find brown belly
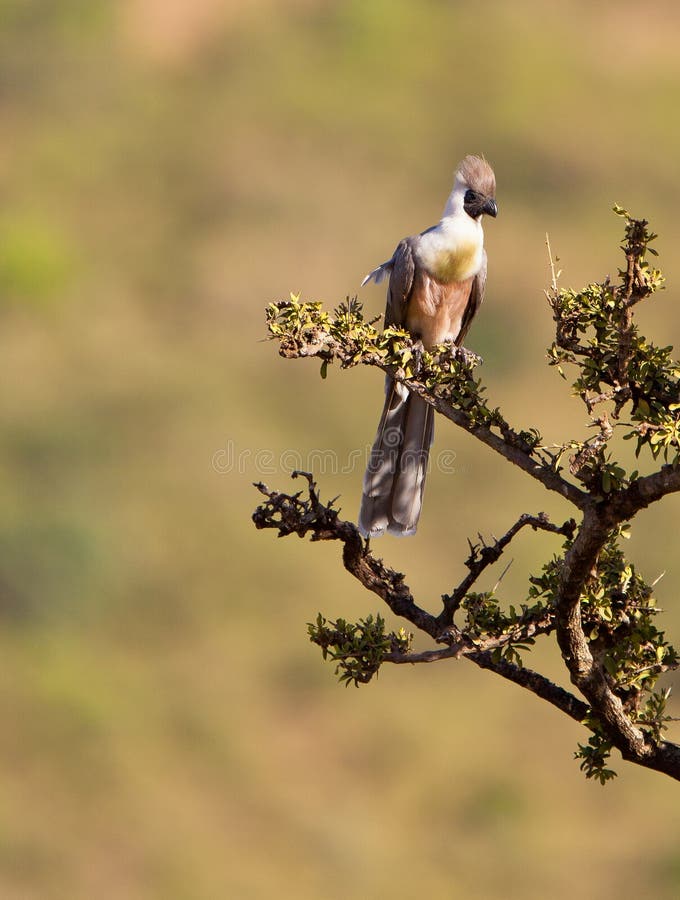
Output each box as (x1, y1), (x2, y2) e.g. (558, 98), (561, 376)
(405, 270), (473, 349)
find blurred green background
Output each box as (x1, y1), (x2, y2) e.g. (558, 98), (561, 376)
(2, 0), (680, 897)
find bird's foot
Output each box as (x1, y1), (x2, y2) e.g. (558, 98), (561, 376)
(453, 345), (483, 368)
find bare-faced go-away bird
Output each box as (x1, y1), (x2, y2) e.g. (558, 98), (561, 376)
(358, 155), (497, 538)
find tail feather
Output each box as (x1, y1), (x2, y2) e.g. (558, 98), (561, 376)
(389, 395), (433, 535)
(359, 379), (434, 538)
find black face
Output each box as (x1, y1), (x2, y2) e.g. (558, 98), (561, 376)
(464, 188), (498, 219)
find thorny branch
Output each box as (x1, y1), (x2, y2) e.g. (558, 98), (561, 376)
(253, 473), (589, 724)
(437, 512), (576, 630)
(253, 473), (439, 638)
(267, 297), (589, 508)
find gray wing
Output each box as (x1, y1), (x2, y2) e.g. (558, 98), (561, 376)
(457, 249), (487, 344)
(385, 238), (416, 328)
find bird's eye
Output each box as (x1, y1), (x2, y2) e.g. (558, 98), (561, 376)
(464, 189), (477, 204)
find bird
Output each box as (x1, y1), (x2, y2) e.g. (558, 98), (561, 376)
(358, 155), (497, 538)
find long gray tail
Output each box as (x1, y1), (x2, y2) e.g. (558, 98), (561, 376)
(358, 378), (434, 537)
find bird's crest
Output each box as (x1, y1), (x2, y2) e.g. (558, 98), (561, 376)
(457, 155), (496, 198)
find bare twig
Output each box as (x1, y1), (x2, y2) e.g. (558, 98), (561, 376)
(437, 512), (576, 629)
(545, 232), (560, 295)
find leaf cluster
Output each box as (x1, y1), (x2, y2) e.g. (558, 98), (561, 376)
(530, 532), (678, 726)
(462, 591), (546, 666)
(575, 727), (618, 784)
(265, 295), (531, 439)
(576, 687), (674, 783)
(308, 613), (412, 686)
(547, 209), (680, 479)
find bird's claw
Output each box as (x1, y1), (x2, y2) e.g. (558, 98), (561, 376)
(454, 345), (482, 368)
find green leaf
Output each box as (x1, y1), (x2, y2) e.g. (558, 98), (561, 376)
(603, 655), (618, 677)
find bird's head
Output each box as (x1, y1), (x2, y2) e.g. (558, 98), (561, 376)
(457, 155), (498, 220)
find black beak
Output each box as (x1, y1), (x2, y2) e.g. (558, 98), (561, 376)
(483, 198), (498, 218)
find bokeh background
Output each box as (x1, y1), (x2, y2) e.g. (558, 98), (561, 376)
(2, 1), (680, 897)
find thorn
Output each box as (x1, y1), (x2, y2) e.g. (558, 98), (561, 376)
(546, 232), (560, 294)
(651, 571), (666, 587)
(492, 559), (514, 593)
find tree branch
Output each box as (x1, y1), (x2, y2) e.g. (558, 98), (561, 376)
(610, 465), (680, 521)
(254, 474), (588, 726)
(386, 645), (588, 723)
(267, 298), (589, 509)
(466, 650), (589, 724)
(555, 507), (680, 779)
(437, 512), (576, 629)
(402, 377), (590, 508)
(252, 473), (439, 638)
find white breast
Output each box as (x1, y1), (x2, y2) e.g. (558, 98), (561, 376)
(417, 214), (484, 284)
